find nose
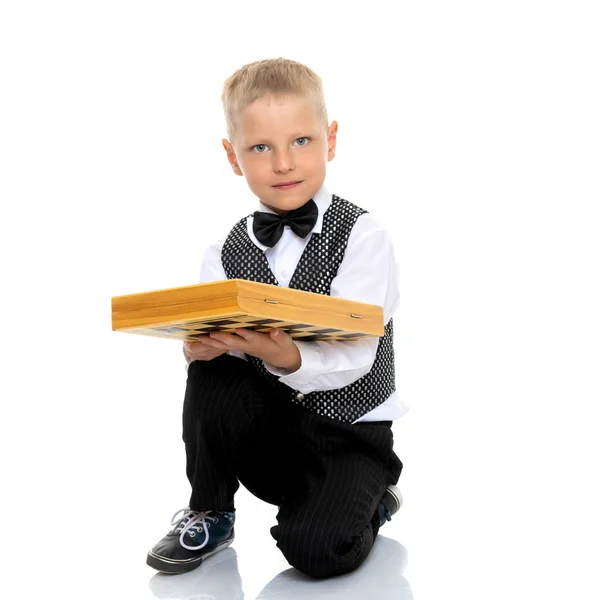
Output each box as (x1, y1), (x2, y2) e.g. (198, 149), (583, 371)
(272, 148), (295, 173)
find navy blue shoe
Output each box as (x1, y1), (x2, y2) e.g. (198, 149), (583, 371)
(146, 507), (235, 574)
(376, 485), (403, 527)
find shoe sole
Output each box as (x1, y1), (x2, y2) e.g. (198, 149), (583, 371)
(388, 485), (403, 511)
(146, 532), (235, 574)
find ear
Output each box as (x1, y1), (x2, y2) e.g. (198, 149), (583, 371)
(222, 138), (243, 176)
(327, 121), (338, 162)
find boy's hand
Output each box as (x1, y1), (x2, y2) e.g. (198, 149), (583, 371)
(183, 339), (228, 362)
(200, 328), (302, 372)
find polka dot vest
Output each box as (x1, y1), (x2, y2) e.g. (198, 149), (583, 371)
(221, 194), (396, 423)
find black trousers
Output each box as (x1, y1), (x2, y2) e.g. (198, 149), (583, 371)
(182, 354), (402, 578)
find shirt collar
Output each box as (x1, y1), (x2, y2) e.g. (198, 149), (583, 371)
(247, 183), (332, 251)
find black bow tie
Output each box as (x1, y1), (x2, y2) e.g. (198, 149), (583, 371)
(252, 198), (319, 248)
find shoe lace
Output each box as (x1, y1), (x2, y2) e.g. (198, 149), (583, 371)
(171, 507), (218, 551)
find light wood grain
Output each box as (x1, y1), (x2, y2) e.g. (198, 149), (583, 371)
(111, 279), (384, 341)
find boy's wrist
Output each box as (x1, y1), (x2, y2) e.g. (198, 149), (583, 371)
(277, 345), (301, 373)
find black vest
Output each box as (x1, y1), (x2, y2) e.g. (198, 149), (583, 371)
(221, 194), (395, 423)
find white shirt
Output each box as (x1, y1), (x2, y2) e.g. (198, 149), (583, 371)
(185, 183), (409, 423)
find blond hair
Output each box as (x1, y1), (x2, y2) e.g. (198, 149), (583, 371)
(221, 58), (328, 142)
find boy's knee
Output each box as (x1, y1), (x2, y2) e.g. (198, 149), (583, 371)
(186, 356), (251, 405)
(183, 355), (262, 441)
(188, 354), (245, 382)
(183, 358), (240, 424)
(272, 522), (366, 578)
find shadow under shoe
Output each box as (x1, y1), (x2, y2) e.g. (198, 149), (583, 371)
(147, 507), (235, 575)
(149, 547), (244, 600)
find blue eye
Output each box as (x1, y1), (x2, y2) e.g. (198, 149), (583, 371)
(251, 138), (310, 153)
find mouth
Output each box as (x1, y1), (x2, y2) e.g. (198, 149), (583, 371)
(272, 181), (303, 190)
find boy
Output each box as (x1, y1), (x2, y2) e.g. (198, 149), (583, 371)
(146, 58), (407, 579)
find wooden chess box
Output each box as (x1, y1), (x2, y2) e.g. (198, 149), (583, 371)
(111, 279), (384, 342)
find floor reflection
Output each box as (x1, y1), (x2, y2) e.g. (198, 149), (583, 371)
(148, 536), (411, 600)
(256, 536), (412, 599)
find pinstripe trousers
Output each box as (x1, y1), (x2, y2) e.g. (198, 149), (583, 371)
(182, 354), (402, 578)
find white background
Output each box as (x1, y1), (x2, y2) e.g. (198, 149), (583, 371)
(1, 1), (599, 599)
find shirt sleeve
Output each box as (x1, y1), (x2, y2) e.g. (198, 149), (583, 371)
(184, 240), (247, 373)
(263, 215), (400, 394)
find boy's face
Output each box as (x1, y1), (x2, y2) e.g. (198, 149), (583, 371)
(222, 93), (337, 215)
